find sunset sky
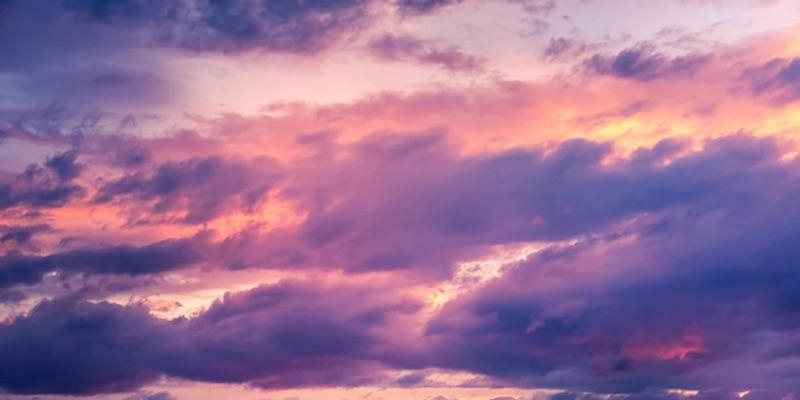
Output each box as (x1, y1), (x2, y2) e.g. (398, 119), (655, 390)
(0, 1), (800, 399)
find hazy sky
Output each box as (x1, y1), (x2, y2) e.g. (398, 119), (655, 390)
(0, 1), (799, 399)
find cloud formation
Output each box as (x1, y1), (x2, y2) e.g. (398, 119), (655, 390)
(368, 34), (486, 72)
(1, 134), (800, 399)
(0, 150), (84, 210)
(95, 156), (281, 224)
(744, 57), (800, 104)
(585, 45), (709, 81)
(0, 281), (417, 394)
(1, 2), (800, 399)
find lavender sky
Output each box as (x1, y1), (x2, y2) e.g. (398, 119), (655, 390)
(0, 1), (799, 399)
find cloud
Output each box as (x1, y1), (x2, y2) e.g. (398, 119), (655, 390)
(0, 224), (51, 245)
(171, 0), (374, 54)
(420, 135), (800, 396)
(0, 295), (169, 395)
(0, 235), (209, 290)
(542, 37), (588, 62)
(124, 391), (177, 400)
(220, 132), (772, 278)
(1, 134), (800, 397)
(743, 57), (800, 105)
(0, 289), (26, 304)
(43, 149), (82, 182)
(95, 156), (282, 224)
(0, 150), (85, 210)
(0, 280), (418, 394)
(395, 0), (466, 15)
(43, 130), (778, 283)
(61, 0), (161, 21)
(1, 131), (791, 286)
(0, 3), (798, 398)
(584, 45), (709, 81)
(0, 0), (491, 62)
(367, 34), (486, 72)
(0, 0), (381, 112)
(0, 1), (174, 109)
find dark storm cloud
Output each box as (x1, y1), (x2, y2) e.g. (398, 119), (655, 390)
(584, 45), (709, 81)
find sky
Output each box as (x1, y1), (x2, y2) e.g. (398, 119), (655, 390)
(0, 1), (799, 399)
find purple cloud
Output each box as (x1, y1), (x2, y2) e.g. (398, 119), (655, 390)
(368, 34), (486, 72)
(0, 223), (51, 245)
(95, 156), (282, 224)
(222, 133), (775, 278)
(542, 37), (588, 62)
(0, 281), (418, 394)
(0, 235), (209, 291)
(1, 134), (800, 398)
(176, 0), (374, 54)
(585, 45), (709, 81)
(743, 57), (800, 105)
(420, 136), (800, 397)
(0, 295), (169, 395)
(0, 150), (85, 210)
(395, 0), (466, 15)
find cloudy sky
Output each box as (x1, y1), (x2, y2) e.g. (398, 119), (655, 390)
(0, 1), (799, 399)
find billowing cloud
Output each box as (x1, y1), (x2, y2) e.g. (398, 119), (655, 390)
(0, 295), (171, 395)
(1, 134), (800, 398)
(421, 135), (800, 397)
(216, 133), (780, 278)
(0, 280), (418, 395)
(1, 1), (799, 399)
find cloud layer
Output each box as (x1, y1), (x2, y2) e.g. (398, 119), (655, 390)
(1, 1), (800, 399)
